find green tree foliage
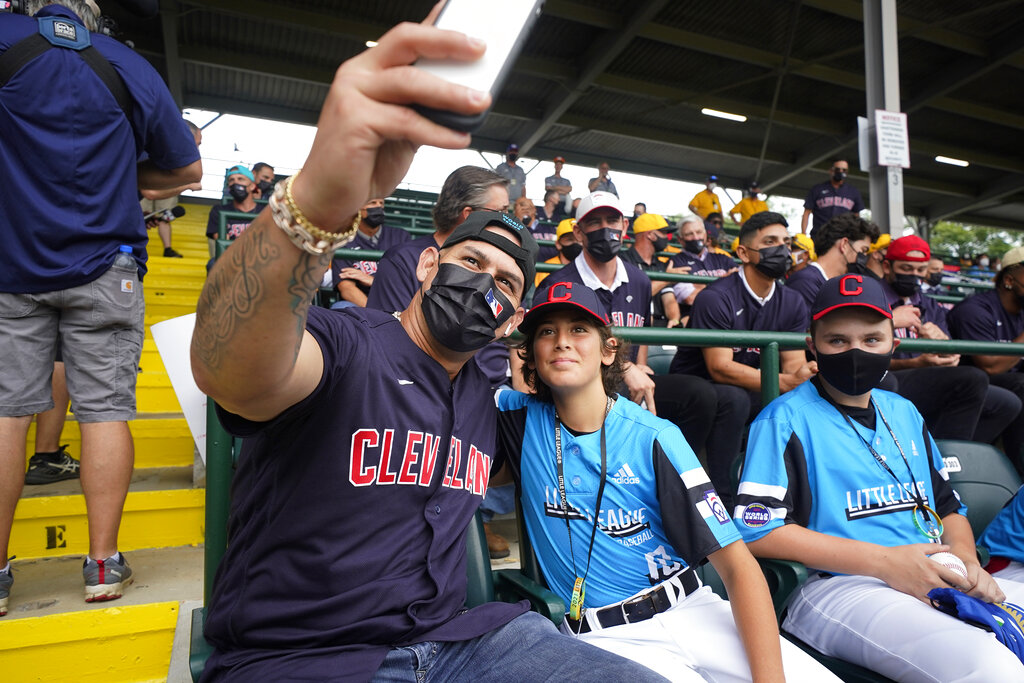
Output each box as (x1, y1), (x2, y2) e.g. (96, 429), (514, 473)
(929, 221), (1022, 261)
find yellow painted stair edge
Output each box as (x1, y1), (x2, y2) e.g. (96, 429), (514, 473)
(11, 489), (205, 561)
(0, 601), (178, 683)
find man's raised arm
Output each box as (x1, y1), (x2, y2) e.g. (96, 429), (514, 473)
(190, 15), (490, 422)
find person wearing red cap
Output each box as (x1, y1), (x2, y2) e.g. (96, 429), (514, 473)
(879, 236), (1018, 447)
(950, 246), (1024, 476)
(736, 274), (1024, 681)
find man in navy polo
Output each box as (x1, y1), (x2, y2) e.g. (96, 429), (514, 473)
(878, 236), (1017, 446)
(671, 212), (815, 505)
(669, 214), (738, 320)
(533, 192), (718, 460)
(0, 1), (201, 613)
(331, 197), (411, 308)
(786, 213), (879, 308)
(949, 246), (1024, 476)
(800, 158), (865, 236)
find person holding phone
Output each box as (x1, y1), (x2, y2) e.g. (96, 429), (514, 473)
(190, 9), (667, 683)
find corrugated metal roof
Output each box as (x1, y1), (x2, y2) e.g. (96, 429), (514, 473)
(99, 0), (1024, 229)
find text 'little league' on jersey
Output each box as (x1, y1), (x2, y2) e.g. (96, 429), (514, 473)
(349, 429), (491, 495)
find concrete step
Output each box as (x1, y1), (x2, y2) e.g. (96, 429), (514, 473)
(25, 414), (194, 469)
(12, 467), (203, 561)
(0, 545), (204, 682)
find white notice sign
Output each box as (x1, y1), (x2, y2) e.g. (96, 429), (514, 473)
(875, 110), (910, 168)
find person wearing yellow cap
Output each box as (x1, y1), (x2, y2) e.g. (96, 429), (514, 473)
(789, 233), (815, 273)
(620, 213), (682, 327)
(534, 218), (581, 288)
(867, 232), (891, 279)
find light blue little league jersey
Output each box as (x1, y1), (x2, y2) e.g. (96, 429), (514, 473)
(979, 486), (1024, 563)
(734, 381), (965, 550)
(497, 390), (740, 608)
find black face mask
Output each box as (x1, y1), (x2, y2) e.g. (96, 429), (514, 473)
(651, 234), (669, 252)
(584, 228), (622, 263)
(927, 271), (944, 287)
(816, 347), (892, 396)
(560, 243), (583, 261)
(256, 180), (274, 197)
(421, 264), (516, 352)
(832, 170), (847, 183)
(364, 206), (386, 228)
(891, 273), (921, 297)
(228, 183), (249, 202)
(847, 251), (871, 275)
(508, 154), (519, 162)
(683, 239), (705, 255)
(755, 244), (791, 280)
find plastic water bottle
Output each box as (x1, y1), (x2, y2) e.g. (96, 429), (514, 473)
(114, 244), (135, 268)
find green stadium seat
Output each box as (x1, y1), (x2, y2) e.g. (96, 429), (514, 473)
(646, 345), (676, 375)
(936, 439), (1023, 538)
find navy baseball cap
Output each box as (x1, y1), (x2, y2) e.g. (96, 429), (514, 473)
(507, 143), (519, 153)
(441, 211), (539, 289)
(707, 175), (719, 182)
(811, 274), (893, 321)
(519, 282), (610, 335)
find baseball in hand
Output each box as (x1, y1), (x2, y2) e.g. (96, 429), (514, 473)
(929, 551), (968, 580)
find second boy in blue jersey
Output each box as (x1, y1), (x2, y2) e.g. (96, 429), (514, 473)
(736, 273), (1024, 681)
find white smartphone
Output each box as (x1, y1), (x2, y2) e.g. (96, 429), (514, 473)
(414, 0), (545, 133)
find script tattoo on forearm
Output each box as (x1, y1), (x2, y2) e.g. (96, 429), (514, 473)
(193, 229), (280, 371)
(287, 249), (332, 358)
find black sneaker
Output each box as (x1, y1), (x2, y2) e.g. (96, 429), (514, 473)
(25, 445), (80, 485)
(163, 247), (183, 258)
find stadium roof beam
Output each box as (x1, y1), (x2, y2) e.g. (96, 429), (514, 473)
(516, 0), (670, 156)
(924, 174), (1024, 224)
(758, 20), (1024, 192)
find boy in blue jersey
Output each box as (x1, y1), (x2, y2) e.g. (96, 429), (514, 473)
(495, 282), (837, 681)
(735, 273), (1024, 681)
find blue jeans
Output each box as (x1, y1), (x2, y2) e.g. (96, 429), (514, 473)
(372, 611), (667, 682)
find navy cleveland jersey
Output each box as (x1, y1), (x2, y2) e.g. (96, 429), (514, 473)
(669, 249), (736, 277)
(785, 263), (826, 309)
(365, 233), (437, 312)
(331, 224), (411, 295)
(878, 278), (951, 360)
(204, 306), (526, 679)
(671, 270), (808, 377)
(496, 391), (740, 607)
(734, 379), (964, 559)
(949, 289), (1024, 373)
(803, 181), (865, 232)
(205, 202), (263, 240)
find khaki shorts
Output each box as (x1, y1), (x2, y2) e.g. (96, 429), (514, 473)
(0, 262), (144, 422)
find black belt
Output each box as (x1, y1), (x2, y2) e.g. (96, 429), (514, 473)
(566, 570), (700, 634)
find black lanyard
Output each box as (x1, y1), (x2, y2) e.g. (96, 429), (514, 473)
(840, 401), (943, 542)
(554, 396), (613, 619)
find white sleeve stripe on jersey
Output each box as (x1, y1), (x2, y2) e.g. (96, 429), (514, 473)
(493, 387), (508, 408)
(736, 480), (788, 501)
(680, 467), (711, 489)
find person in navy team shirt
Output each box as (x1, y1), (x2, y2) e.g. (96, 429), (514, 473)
(533, 192), (718, 460)
(736, 274), (1024, 681)
(494, 283), (836, 681)
(671, 211), (814, 506)
(786, 212), (879, 308)
(331, 197), (411, 308)
(949, 245), (1024, 477)
(669, 215), (737, 320)
(800, 158), (865, 236)
(877, 236), (1018, 446)
(189, 19), (666, 682)
(0, 0), (201, 613)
